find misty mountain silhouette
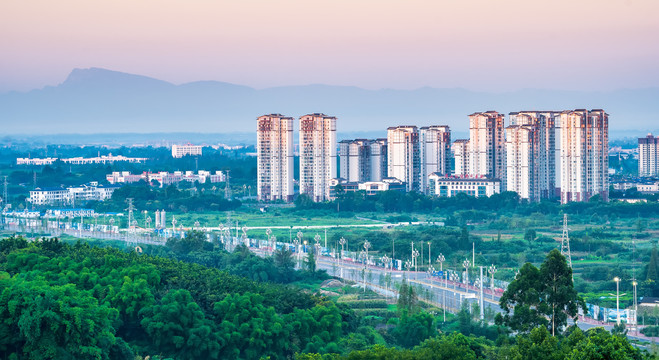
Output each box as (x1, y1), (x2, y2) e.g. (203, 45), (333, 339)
(1, 67), (657, 136)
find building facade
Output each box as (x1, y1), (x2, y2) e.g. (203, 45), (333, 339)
(299, 113), (337, 202)
(428, 174), (500, 198)
(639, 134), (659, 177)
(506, 111), (557, 201)
(257, 114), (294, 202)
(28, 182), (120, 206)
(419, 125), (451, 193)
(452, 139), (470, 176)
(467, 111), (506, 189)
(338, 139), (388, 183)
(559, 109), (609, 203)
(387, 126), (420, 192)
(171, 144), (202, 158)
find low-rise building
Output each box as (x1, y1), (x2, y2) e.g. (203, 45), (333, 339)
(428, 174), (501, 198)
(28, 182), (121, 206)
(328, 177), (405, 198)
(172, 144), (203, 158)
(106, 170), (226, 186)
(17, 154), (147, 165)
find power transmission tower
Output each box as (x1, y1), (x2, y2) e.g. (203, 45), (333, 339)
(560, 214), (572, 269)
(224, 170), (231, 200)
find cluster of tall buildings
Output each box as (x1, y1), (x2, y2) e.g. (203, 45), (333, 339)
(256, 109), (609, 204)
(257, 113), (337, 202)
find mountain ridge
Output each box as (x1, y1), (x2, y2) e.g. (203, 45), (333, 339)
(1, 67), (657, 136)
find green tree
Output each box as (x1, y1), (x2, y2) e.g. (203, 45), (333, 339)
(397, 277), (418, 315)
(0, 277), (121, 359)
(305, 248), (317, 273)
(140, 289), (221, 360)
(524, 229), (537, 247)
(498, 249), (585, 336)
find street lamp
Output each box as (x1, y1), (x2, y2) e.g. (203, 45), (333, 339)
(463, 259), (471, 286)
(610, 276), (626, 325)
(412, 247), (419, 280)
(405, 259), (412, 278)
(437, 254), (445, 272)
(293, 238), (300, 269)
(363, 240), (371, 267)
(382, 254), (391, 297)
(339, 237), (346, 278)
(488, 265), (497, 300)
(450, 272), (460, 310)
(632, 280), (638, 330)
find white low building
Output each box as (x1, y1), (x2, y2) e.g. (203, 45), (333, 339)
(106, 170), (226, 186)
(428, 174), (501, 198)
(172, 144), (203, 158)
(17, 154), (147, 165)
(28, 182), (121, 206)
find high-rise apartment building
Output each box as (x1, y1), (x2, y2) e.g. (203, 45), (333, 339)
(506, 111), (557, 201)
(257, 114), (294, 202)
(338, 139), (387, 183)
(370, 139), (388, 181)
(299, 113), (337, 202)
(468, 112), (506, 188)
(639, 134), (659, 177)
(559, 109), (609, 203)
(419, 126), (451, 193)
(387, 126), (420, 192)
(452, 139), (470, 176)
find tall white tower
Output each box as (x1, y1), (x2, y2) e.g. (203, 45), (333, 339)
(257, 114), (295, 202)
(299, 113), (337, 202)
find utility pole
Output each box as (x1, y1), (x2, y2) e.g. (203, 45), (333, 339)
(479, 266), (484, 320)
(126, 198), (135, 231)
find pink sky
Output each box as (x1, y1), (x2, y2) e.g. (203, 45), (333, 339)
(1, 0), (658, 92)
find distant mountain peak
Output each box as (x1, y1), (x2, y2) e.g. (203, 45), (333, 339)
(61, 67), (174, 88)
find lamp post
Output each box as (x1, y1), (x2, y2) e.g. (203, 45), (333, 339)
(293, 238), (300, 270)
(463, 259), (471, 288)
(314, 234), (321, 252)
(428, 241), (431, 268)
(364, 240), (371, 267)
(405, 259), (412, 279)
(610, 276), (626, 326)
(450, 272), (460, 310)
(412, 248), (419, 280)
(437, 254), (445, 272)
(339, 237), (346, 278)
(633, 280), (638, 330)
(382, 254), (390, 297)
(266, 228), (273, 254)
(488, 265), (497, 300)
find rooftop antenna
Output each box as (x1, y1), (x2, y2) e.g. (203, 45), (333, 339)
(560, 214), (572, 269)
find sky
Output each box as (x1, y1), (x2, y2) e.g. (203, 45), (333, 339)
(1, 0), (658, 93)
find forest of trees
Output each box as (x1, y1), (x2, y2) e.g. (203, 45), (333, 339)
(0, 235), (651, 359)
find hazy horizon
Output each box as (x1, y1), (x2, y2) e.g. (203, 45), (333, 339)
(2, 0), (658, 93)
